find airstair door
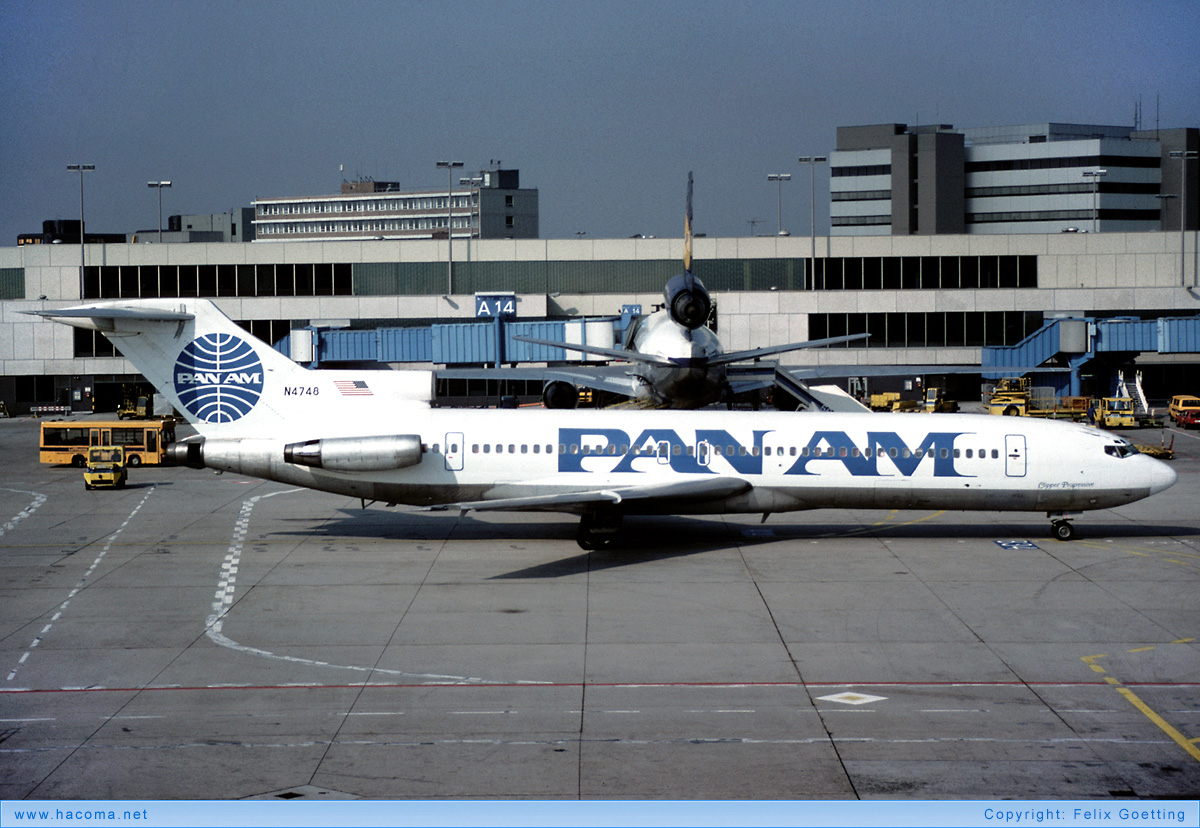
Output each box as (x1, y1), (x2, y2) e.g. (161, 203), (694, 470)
(444, 432), (464, 471)
(1005, 434), (1026, 478)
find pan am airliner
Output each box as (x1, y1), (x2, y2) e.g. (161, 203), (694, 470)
(34, 299), (1176, 549)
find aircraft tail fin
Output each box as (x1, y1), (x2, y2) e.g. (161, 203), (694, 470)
(684, 171), (693, 273)
(31, 299), (310, 436)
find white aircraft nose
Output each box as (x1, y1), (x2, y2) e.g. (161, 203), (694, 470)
(1147, 459), (1178, 495)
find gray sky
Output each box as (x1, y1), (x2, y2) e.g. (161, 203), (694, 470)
(2, 0), (1197, 246)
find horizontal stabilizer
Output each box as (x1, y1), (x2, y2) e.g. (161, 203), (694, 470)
(25, 306), (193, 322)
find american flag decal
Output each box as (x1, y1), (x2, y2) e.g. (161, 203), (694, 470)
(334, 380), (373, 396)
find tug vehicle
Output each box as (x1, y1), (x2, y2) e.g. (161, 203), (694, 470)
(83, 446), (128, 490)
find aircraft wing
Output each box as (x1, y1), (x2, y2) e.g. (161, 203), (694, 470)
(436, 364), (645, 399)
(511, 335), (676, 367)
(426, 477), (752, 514)
(708, 333), (871, 367)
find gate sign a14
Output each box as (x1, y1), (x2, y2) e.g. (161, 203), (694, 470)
(475, 294), (516, 319)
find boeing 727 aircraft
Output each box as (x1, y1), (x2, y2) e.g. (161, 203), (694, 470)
(35, 299), (1176, 549)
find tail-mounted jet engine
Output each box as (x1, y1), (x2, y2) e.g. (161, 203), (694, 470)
(283, 435), (423, 472)
(168, 439), (206, 469)
(542, 380), (579, 409)
(663, 272), (711, 330)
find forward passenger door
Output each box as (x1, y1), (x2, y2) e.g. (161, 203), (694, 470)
(1004, 434), (1026, 477)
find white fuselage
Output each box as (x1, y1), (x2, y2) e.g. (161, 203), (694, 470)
(626, 311), (725, 407)
(198, 407), (1176, 517)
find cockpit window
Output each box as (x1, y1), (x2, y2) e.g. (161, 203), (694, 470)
(1104, 443), (1138, 459)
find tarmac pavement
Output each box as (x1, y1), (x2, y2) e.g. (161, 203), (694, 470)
(1, 415), (1197, 799)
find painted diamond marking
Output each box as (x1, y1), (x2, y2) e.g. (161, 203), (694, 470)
(995, 539), (1042, 550)
(818, 692), (887, 706)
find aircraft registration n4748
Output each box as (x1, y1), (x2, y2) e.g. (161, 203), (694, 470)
(32, 299), (1176, 549)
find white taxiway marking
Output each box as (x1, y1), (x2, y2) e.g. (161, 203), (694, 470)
(203, 491), (549, 686)
(0, 487), (47, 540)
(6, 487), (154, 682)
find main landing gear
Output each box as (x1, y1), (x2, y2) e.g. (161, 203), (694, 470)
(576, 510), (623, 550)
(1048, 512), (1079, 541)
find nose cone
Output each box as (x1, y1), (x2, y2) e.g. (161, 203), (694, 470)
(1147, 459), (1178, 495)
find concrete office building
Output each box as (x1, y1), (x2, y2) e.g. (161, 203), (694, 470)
(131, 209), (257, 244)
(2, 228), (1196, 414)
(831, 123), (1198, 236)
(252, 169), (539, 243)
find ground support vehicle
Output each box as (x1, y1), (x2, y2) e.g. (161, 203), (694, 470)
(1168, 395), (1200, 423)
(1096, 397), (1136, 428)
(83, 446), (127, 489)
(1175, 409), (1200, 429)
(987, 378), (1088, 421)
(868, 391), (920, 412)
(117, 395), (153, 419)
(923, 387), (959, 413)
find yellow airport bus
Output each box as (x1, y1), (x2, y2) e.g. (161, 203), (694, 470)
(39, 419), (177, 466)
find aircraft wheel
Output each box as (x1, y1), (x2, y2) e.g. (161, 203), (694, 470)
(577, 511), (622, 550)
(1052, 520), (1075, 541)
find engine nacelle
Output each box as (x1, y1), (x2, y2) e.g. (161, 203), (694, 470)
(542, 380), (579, 409)
(283, 434), (423, 472)
(663, 272), (711, 330)
(167, 439), (206, 469)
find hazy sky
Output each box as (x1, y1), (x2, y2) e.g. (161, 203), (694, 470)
(2, 0), (1197, 246)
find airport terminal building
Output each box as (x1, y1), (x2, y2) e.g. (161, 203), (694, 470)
(831, 123), (1197, 236)
(252, 169), (539, 243)
(1, 228), (1197, 413)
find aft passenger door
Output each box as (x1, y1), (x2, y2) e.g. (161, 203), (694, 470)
(444, 432), (464, 471)
(1005, 434), (1026, 477)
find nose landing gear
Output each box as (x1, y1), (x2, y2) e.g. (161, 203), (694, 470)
(1048, 512), (1079, 541)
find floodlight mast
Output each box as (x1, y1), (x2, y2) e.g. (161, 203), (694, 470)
(436, 161), (464, 294)
(148, 181), (172, 243)
(798, 156), (826, 289)
(67, 164), (95, 298)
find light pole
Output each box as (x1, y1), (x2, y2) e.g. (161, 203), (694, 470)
(767, 173), (791, 236)
(1083, 169), (1106, 233)
(436, 161), (463, 294)
(67, 164), (95, 299)
(147, 181), (172, 243)
(459, 175), (483, 262)
(1170, 149), (1197, 287)
(798, 156), (826, 289)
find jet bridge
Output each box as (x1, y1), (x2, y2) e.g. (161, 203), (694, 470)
(983, 315), (1200, 396)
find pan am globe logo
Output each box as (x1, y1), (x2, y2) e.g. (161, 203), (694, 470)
(173, 334), (265, 423)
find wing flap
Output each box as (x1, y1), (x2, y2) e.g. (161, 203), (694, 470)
(427, 476), (752, 514)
